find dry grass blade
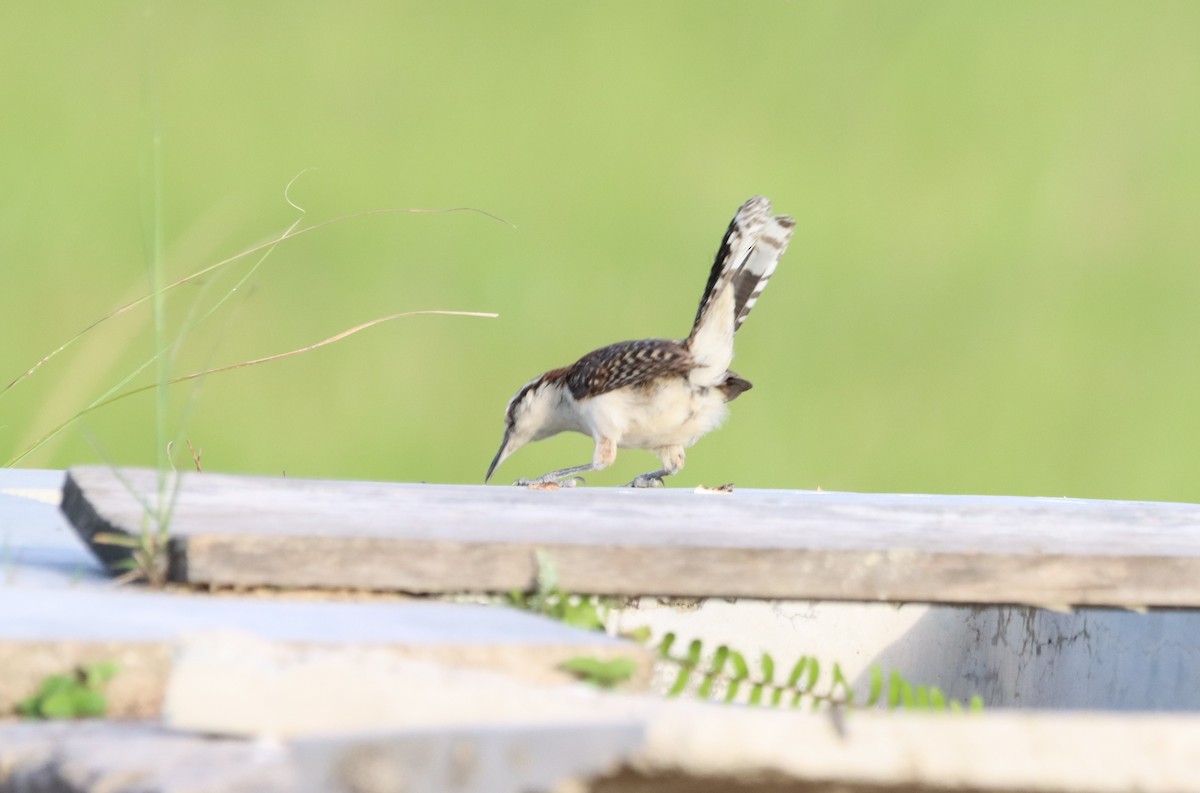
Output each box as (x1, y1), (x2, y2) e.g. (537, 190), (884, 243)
(165, 440), (203, 473)
(164, 310), (498, 381)
(6, 310), (497, 466)
(1, 206), (510, 398)
(186, 439), (202, 472)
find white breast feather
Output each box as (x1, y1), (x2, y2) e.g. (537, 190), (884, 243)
(581, 380), (729, 450)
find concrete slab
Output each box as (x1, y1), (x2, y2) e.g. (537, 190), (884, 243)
(620, 704), (1200, 793)
(0, 719), (644, 793)
(0, 467), (66, 499)
(0, 584), (646, 717)
(291, 723), (642, 793)
(0, 721), (293, 793)
(0, 584), (617, 646)
(0, 469), (105, 586)
(163, 633), (648, 738)
(6, 706), (1200, 793)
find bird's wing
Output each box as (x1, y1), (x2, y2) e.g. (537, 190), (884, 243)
(565, 339), (693, 400)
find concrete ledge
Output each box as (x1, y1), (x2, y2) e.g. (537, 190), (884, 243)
(291, 723), (644, 793)
(5, 707), (1200, 793)
(625, 705), (1200, 793)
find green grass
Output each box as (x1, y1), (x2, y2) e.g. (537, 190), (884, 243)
(2, 2), (1198, 502)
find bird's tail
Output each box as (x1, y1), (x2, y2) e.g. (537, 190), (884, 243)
(685, 197), (794, 381)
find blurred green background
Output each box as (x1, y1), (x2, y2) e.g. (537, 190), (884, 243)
(2, 2), (1198, 501)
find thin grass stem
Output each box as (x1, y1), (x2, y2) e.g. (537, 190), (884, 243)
(1, 206), (510, 398)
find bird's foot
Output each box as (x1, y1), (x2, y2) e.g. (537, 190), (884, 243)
(624, 472), (666, 489)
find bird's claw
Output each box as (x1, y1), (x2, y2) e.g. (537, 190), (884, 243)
(624, 473), (665, 489)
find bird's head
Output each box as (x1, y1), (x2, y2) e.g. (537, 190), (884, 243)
(485, 370), (570, 483)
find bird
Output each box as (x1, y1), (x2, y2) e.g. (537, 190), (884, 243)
(485, 196), (794, 488)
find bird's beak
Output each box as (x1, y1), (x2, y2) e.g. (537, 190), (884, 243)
(485, 428), (515, 483)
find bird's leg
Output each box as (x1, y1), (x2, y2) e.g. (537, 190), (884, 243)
(516, 437), (617, 488)
(624, 446), (684, 488)
(514, 462), (594, 488)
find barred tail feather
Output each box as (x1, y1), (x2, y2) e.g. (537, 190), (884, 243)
(731, 213), (794, 331)
(690, 196), (771, 337)
(685, 196), (794, 386)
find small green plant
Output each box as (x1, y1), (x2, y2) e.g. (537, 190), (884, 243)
(506, 551), (637, 687)
(559, 656), (639, 689)
(655, 633), (983, 712)
(17, 661), (119, 719)
(507, 549), (609, 631)
(94, 521), (172, 586)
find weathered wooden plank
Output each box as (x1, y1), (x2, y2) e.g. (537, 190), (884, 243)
(62, 465), (1200, 606)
